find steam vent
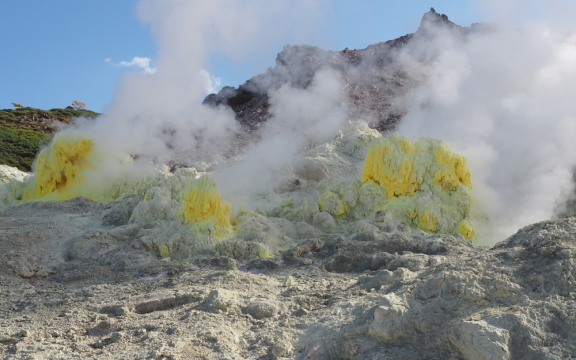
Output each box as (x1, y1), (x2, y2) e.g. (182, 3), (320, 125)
(2, 6), (576, 360)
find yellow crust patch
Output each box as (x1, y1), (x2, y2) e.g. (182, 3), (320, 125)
(458, 220), (476, 240)
(24, 133), (95, 201)
(362, 134), (473, 197)
(361, 135), (419, 198)
(318, 190), (345, 216)
(181, 177), (232, 237)
(433, 145), (472, 190)
(417, 208), (436, 232)
(361, 134), (476, 238)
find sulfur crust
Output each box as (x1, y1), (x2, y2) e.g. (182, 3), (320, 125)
(362, 134), (473, 197)
(361, 135), (419, 198)
(181, 177), (232, 237)
(19, 131), (158, 204)
(318, 190), (346, 216)
(433, 145), (473, 190)
(415, 208), (436, 232)
(458, 220), (476, 240)
(23, 132), (95, 201)
(361, 134), (476, 239)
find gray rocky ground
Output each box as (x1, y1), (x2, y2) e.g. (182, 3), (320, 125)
(2, 195), (576, 359)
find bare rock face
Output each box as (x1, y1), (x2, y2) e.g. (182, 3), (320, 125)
(244, 300), (279, 319)
(368, 293), (411, 342)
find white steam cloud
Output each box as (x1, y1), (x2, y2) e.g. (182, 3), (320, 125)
(214, 68), (348, 204)
(395, 16), (576, 243)
(199, 69), (222, 94)
(85, 0), (327, 165)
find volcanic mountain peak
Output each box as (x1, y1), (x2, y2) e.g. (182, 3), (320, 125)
(203, 9), (494, 139)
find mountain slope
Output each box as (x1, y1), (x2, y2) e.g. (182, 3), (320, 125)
(0, 107), (99, 171)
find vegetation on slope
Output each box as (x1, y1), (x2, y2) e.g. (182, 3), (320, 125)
(0, 127), (51, 170)
(0, 107), (100, 171)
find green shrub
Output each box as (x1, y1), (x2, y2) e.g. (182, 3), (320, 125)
(0, 127), (51, 171)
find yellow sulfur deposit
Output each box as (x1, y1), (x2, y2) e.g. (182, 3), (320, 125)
(433, 145), (472, 190)
(181, 177), (232, 237)
(18, 131), (162, 204)
(23, 132), (95, 201)
(361, 134), (476, 239)
(415, 208), (436, 232)
(362, 134), (472, 197)
(318, 190), (346, 216)
(458, 220), (476, 240)
(361, 135), (420, 198)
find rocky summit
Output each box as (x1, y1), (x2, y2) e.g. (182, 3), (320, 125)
(1, 8), (576, 360)
(202, 8), (495, 151)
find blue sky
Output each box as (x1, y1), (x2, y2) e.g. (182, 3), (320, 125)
(0, 1), (504, 112)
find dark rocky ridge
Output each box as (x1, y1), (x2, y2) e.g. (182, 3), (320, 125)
(203, 8), (496, 143)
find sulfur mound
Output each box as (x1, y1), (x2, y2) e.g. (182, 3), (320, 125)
(24, 132), (95, 201)
(5, 131), (164, 205)
(271, 128), (478, 241)
(180, 177), (232, 237)
(362, 134), (472, 197)
(361, 134), (475, 238)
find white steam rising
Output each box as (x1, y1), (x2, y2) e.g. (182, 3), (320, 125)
(82, 0), (327, 164)
(396, 19), (576, 243)
(214, 68), (348, 203)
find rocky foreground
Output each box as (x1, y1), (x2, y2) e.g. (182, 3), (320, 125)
(1, 195), (576, 360)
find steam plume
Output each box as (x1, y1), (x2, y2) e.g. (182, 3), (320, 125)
(396, 10), (576, 242)
(81, 0), (327, 165)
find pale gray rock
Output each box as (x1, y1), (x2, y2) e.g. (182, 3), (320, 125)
(313, 212), (337, 232)
(110, 331), (125, 343)
(4, 178), (576, 359)
(272, 340), (293, 357)
(386, 253), (429, 271)
(115, 306), (130, 316)
(448, 320), (511, 360)
(368, 293), (410, 342)
(91, 319), (113, 335)
(204, 288), (238, 312)
(245, 301), (278, 319)
(284, 276), (295, 287)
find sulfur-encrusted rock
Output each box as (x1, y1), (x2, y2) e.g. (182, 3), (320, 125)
(313, 212), (337, 233)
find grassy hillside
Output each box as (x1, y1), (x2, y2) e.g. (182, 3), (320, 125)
(0, 107), (100, 171)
